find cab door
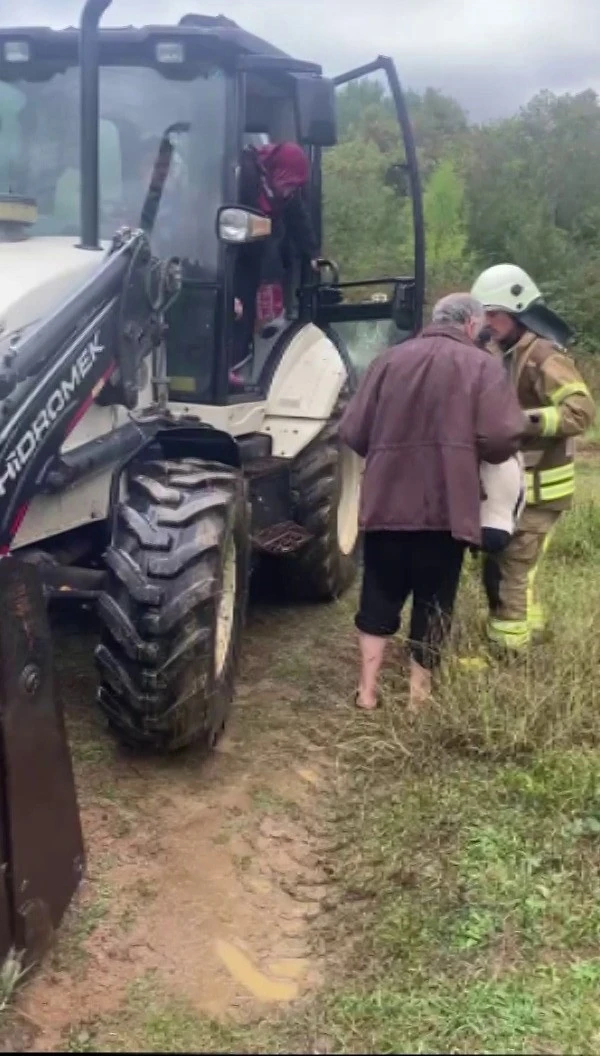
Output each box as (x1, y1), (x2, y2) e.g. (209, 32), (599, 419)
(309, 57), (425, 380)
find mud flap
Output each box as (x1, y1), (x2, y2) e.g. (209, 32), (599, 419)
(0, 558), (85, 968)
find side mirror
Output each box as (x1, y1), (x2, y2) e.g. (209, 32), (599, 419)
(216, 205), (272, 244)
(294, 75), (337, 147)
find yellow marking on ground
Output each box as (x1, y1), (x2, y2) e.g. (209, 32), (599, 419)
(215, 939), (299, 1002)
(296, 767), (320, 786)
(268, 957), (309, 981)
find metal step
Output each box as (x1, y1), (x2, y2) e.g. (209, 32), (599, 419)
(252, 520), (313, 556)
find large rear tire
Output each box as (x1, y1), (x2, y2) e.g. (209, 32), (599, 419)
(280, 392), (362, 601)
(95, 459), (250, 753)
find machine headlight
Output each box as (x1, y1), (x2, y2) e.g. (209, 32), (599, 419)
(217, 207), (272, 244)
(155, 41), (184, 64)
(4, 41), (30, 63)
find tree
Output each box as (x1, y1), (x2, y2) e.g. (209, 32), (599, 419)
(336, 80), (395, 141)
(406, 87), (470, 175)
(324, 78), (600, 353)
(423, 158), (472, 295)
(463, 88), (600, 351)
(322, 138), (412, 283)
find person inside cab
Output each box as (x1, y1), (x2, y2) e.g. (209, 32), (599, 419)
(471, 263), (596, 654)
(230, 141), (321, 383)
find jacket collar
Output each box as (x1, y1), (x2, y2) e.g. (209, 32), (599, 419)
(420, 324), (478, 349)
(510, 329), (538, 356)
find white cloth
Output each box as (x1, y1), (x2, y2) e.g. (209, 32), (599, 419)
(479, 453), (525, 550)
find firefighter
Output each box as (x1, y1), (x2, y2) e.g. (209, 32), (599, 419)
(470, 263), (596, 652)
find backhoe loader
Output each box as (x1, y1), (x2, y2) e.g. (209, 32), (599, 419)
(0, 0), (424, 965)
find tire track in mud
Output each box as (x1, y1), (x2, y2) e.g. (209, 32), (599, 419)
(8, 599), (351, 1051)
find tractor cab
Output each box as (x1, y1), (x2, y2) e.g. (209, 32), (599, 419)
(0, 6), (424, 407)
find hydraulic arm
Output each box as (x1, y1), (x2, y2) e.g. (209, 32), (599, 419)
(0, 226), (181, 971)
(0, 229), (181, 552)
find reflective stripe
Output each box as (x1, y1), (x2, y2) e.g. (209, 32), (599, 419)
(525, 528), (555, 632)
(540, 406), (560, 437)
(537, 480), (575, 502)
(528, 602), (544, 632)
(526, 482), (574, 502)
(537, 463), (575, 484)
(487, 618), (530, 650)
(525, 463), (574, 504)
(550, 381), (592, 406)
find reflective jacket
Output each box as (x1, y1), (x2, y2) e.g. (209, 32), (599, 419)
(503, 331), (595, 511)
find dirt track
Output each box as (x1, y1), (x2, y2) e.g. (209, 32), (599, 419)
(2, 594), (356, 1051)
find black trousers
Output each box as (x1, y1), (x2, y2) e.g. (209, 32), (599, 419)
(355, 530), (466, 670)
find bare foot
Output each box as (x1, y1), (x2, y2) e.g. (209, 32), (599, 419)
(408, 661), (431, 713)
(354, 690), (378, 712)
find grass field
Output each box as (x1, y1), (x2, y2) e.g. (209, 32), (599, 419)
(2, 366), (600, 1055)
(306, 459), (600, 1055)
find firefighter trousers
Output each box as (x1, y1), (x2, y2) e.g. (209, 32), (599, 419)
(482, 505), (562, 651)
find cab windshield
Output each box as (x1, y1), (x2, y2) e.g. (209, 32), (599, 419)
(0, 62), (227, 269)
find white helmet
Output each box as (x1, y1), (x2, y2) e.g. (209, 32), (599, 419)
(471, 264), (541, 314)
(471, 263), (574, 347)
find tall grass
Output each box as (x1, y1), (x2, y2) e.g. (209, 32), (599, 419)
(309, 459), (600, 1056)
(366, 464), (600, 763)
(577, 354), (600, 447)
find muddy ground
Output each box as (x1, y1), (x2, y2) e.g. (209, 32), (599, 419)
(0, 591), (364, 1052)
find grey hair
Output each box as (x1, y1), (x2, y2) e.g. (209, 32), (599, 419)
(431, 293), (485, 328)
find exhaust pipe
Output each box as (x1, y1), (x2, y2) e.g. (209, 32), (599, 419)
(79, 0), (112, 250)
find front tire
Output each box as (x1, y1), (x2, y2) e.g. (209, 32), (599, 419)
(95, 459), (250, 753)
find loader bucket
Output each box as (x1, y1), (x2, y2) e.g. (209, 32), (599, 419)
(0, 558), (85, 969)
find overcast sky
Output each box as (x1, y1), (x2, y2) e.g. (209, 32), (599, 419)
(4, 0), (600, 121)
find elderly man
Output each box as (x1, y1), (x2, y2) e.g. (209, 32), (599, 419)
(339, 292), (526, 712)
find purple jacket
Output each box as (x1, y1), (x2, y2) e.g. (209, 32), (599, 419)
(339, 324), (527, 545)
